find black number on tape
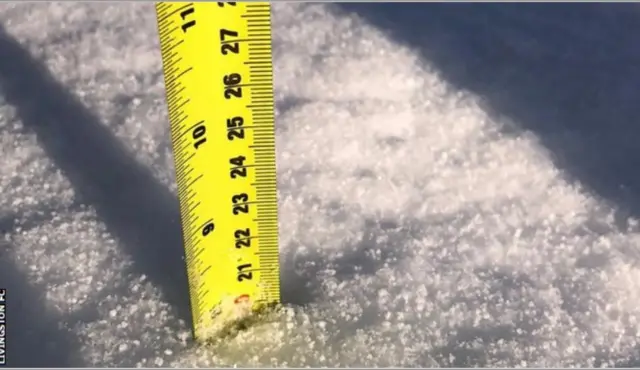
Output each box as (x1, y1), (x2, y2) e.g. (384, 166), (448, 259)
(192, 122), (207, 149)
(237, 263), (253, 282)
(229, 155), (247, 179)
(202, 221), (215, 236)
(220, 29), (240, 55)
(227, 116), (245, 141)
(234, 228), (251, 248)
(180, 7), (196, 32)
(232, 193), (250, 215)
(223, 73), (243, 99)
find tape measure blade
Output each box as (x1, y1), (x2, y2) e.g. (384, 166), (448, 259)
(155, 1), (280, 341)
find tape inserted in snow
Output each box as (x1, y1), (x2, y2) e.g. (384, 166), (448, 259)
(155, 1), (280, 342)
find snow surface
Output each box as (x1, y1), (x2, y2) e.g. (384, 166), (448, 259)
(1, 2), (640, 367)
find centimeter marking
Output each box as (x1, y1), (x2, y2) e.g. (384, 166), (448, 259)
(155, 1), (280, 342)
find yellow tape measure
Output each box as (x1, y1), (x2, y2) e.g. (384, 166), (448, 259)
(155, 1), (280, 342)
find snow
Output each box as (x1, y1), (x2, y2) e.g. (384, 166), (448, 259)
(1, 2), (640, 367)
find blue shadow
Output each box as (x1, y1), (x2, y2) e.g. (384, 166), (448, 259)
(336, 3), (640, 226)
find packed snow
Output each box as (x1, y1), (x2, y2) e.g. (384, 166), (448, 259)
(1, 2), (640, 367)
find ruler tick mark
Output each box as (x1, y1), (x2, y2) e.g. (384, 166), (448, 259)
(157, 3), (194, 24)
